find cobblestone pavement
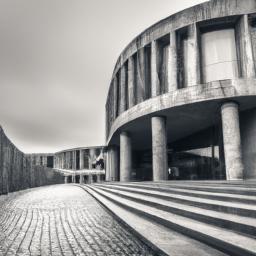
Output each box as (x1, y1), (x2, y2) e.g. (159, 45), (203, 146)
(0, 185), (155, 256)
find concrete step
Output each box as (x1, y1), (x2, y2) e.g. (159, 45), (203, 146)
(94, 184), (256, 237)
(100, 183), (256, 204)
(96, 184), (256, 218)
(82, 185), (228, 256)
(86, 184), (256, 256)
(119, 181), (256, 196)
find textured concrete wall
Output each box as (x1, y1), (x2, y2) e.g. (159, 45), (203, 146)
(0, 126), (63, 195)
(105, 0), (256, 145)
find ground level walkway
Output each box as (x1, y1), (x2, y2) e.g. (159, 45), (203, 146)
(0, 185), (154, 256)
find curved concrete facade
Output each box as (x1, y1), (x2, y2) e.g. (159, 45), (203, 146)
(105, 0), (256, 181)
(54, 146), (105, 184)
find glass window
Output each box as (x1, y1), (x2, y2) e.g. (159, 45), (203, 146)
(201, 29), (238, 83)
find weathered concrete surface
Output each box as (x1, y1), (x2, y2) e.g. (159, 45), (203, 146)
(221, 102), (244, 180)
(236, 14), (256, 78)
(111, 0), (256, 78)
(120, 64), (127, 114)
(151, 40), (160, 97)
(168, 31), (178, 92)
(128, 57), (135, 108)
(120, 132), (132, 182)
(0, 185), (154, 256)
(105, 1), (256, 185)
(0, 127), (63, 195)
(106, 146), (119, 182)
(151, 116), (168, 181)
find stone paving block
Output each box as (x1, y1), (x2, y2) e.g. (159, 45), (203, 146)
(0, 185), (155, 256)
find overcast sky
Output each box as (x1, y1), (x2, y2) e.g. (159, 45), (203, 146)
(0, 0), (206, 153)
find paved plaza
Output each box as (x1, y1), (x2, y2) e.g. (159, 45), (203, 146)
(0, 185), (155, 256)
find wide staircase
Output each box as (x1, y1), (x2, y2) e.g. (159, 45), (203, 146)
(83, 181), (256, 256)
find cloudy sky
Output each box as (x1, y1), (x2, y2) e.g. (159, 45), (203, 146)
(0, 0), (205, 153)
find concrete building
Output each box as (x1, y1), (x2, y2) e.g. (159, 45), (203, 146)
(54, 146), (105, 184)
(105, 0), (256, 182)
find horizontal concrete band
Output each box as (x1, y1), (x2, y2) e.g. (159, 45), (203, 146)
(54, 168), (105, 176)
(107, 78), (256, 145)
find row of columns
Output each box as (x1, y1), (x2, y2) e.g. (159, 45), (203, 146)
(64, 173), (103, 184)
(107, 15), (255, 129)
(106, 14), (256, 182)
(107, 101), (244, 181)
(54, 148), (98, 170)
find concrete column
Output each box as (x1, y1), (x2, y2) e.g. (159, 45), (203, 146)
(111, 146), (119, 181)
(151, 116), (168, 181)
(105, 150), (110, 181)
(120, 64), (127, 113)
(88, 174), (93, 184)
(107, 146), (119, 181)
(79, 150), (84, 170)
(187, 23), (201, 86)
(89, 148), (96, 169)
(72, 174), (76, 183)
(64, 176), (68, 184)
(151, 40), (160, 97)
(239, 15), (255, 78)
(137, 48), (146, 103)
(120, 132), (132, 182)
(72, 151), (76, 170)
(96, 174), (101, 183)
(221, 102), (244, 180)
(64, 153), (66, 169)
(168, 31), (178, 92)
(113, 76), (118, 118)
(79, 174), (83, 184)
(128, 57), (135, 108)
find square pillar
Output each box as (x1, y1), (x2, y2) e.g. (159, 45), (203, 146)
(96, 174), (101, 183)
(88, 174), (93, 184)
(113, 76), (118, 118)
(237, 14), (255, 78)
(79, 150), (84, 170)
(221, 102), (244, 180)
(72, 151), (76, 170)
(64, 176), (68, 184)
(79, 174), (84, 184)
(120, 64), (127, 114)
(137, 48), (146, 103)
(151, 116), (168, 181)
(168, 31), (178, 91)
(128, 57), (135, 108)
(89, 148), (96, 169)
(120, 132), (132, 182)
(151, 40), (160, 97)
(187, 23), (201, 86)
(111, 146), (119, 181)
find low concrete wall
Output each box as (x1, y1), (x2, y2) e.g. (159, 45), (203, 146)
(0, 126), (63, 195)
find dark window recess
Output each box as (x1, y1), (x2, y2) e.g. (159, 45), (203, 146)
(76, 150), (80, 170)
(47, 156), (54, 168)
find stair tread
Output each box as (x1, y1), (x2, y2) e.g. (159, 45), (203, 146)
(125, 182), (256, 192)
(90, 185), (256, 254)
(98, 184), (256, 211)
(84, 185), (228, 256)
(101, 183), (256, 202)
(96, 185), (256, 228)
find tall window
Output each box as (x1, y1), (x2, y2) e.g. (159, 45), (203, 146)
(201, 29), (238, 83)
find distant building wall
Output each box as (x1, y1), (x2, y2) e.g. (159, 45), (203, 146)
(0, 126), (63, 195)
